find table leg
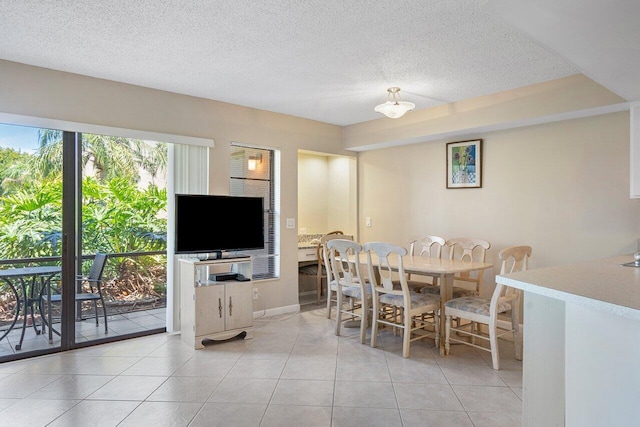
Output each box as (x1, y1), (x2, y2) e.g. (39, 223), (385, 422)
(0, 278), (20, 343)
(16, 277), (28, 350)
(47, 276), (53, 343)
(29, 276), (42, 336)
(439, 273), (454, 356)
(37, 273), (58, 343)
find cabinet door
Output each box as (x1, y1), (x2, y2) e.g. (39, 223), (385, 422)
(195, 285), (225, 336)
(225, 281), (253, 331)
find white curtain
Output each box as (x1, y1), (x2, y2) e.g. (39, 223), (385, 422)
(167, 144), (210, 332)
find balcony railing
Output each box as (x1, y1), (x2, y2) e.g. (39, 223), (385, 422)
(0, 251), (166, 333)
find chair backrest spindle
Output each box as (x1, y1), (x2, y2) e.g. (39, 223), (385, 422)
(408, 235), (446, 259)
(364, 242), (407, 293)
(493, 245), (531, 303)
(446, 238), (491, 293)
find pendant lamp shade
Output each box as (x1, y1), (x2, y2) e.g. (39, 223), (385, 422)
(374, 87), (415, 118)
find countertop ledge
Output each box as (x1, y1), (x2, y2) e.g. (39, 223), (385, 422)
(497, 254), (640, 321)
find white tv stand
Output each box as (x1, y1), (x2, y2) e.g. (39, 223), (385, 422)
(179, 257), (254, 349)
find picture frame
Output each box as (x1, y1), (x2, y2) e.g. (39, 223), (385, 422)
(446, 139), (482, 189)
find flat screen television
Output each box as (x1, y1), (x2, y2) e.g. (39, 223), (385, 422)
(175, 194), (264, 258)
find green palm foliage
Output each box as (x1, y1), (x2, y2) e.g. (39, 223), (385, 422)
(0, 178), (62, 258)
(0, 147), (33, 196)
(33, 129), (63, 180)
(81, 176), (167, 255)
(0, 130), (168, 300)
(0, 131), (168, 252)
(33, 130), (167, 184)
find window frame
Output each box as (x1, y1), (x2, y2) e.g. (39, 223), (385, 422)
(230, 143), (279, 280)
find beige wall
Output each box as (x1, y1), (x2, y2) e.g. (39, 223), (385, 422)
(326, 156), (357, 235)
(0, 59), (355, 314)
(298, 152), (358, 236)
(358, 111), (640, 295)
(298, 152), (329, 234)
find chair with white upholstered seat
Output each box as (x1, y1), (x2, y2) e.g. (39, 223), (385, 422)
(322, 233), (354, 318)
(364, 242), (440, 358)
(444, 245), (530, 370)
(326, 239), (370, 343)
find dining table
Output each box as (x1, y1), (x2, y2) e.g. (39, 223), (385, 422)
(0, 265), (61, 350)
(358, 253), (493, 355)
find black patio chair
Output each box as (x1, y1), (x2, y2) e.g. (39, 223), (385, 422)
(42, 253), (109, 334)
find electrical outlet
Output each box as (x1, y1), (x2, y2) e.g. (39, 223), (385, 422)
(253, 288), (259, 299)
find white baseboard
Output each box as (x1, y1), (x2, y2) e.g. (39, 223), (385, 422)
(253, 303), (300, 319)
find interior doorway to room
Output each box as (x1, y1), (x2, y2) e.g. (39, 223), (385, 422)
(0, 123), (167, 362)
(297, 150), (357, 305)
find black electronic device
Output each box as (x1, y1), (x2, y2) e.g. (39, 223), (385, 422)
(209, 273), (239, 282)
(175, 194), (265, 257)
(209, 273), (251, 282)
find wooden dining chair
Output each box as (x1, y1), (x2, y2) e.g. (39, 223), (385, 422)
(444, 245), (530, 370)
(445, 237), (491, 296)
(414, 236), (483, 299)
(323, 233), (355, 318)
(326, 239), (370, 343)
(406, 235), (446, 291)
(298, 230), (344, 304)
(408, 235), (446, 260)
(364, 242), (440, 358)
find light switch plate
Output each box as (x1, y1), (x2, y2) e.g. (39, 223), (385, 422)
(365, 217), (372, 227)
(286, 218), (295, 229)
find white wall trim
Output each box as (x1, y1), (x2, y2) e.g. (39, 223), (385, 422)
(254, 304), (300, 319)
(348, 102), (630, 152)
(0, 112), (214, 147)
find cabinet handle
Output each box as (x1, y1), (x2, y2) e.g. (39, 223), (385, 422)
(229, 296), (233, 316)
(218, 298), (222, 318)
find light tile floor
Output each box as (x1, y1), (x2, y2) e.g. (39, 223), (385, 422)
(0, 307), (522, 426)
(0, 308), (167, 358)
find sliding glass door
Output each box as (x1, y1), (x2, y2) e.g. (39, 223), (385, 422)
(75, 132), (168, 344)
(0, 124), (65, 360)
(0, 123), (168, 362)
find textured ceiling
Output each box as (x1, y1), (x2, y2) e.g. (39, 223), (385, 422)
(487, 0), (640, 102)
(0, 0), (619, 126)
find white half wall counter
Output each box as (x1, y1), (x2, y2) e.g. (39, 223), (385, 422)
(497, 255), (640, 427)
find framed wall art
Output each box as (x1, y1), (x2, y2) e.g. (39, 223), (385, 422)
(446, 139), (482, 189)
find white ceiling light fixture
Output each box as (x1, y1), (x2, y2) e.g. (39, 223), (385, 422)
(374, 87), (415, 119)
